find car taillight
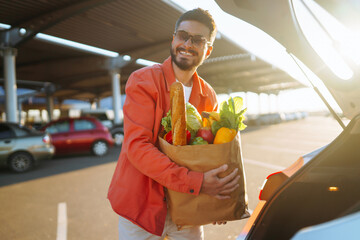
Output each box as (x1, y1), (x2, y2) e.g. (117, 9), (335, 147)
(43, 134), (50, 144)
(259, 171), (285, 200)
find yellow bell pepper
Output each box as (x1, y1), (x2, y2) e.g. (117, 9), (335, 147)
(213, 127), (237, 144)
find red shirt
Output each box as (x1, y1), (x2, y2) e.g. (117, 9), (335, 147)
(107, 56), (218, 236)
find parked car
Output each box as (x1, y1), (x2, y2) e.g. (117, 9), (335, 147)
(0, 122), (54, 172)
(291, 210), (360, 240)
(214, 0), (360, 239)
(81, 109), (124, 147)
(41, 116), (114, 156)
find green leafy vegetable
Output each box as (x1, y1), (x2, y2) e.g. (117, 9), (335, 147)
(186, 102), (202, 139)
(160, 103), (202, 138)
(161, 110), (172, 133)
(211, 97), (247, 135)
(191, 136), (208, 145)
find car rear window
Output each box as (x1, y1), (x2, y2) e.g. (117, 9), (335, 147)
(46, 121), (70, 134)
(12, 126), (31, 137)
(74, 119), (96, 131)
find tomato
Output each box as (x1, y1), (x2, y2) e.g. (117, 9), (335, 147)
(164, 130), (190, 145)
(164, 131), (173, 144)
(186, 130), (191, 144)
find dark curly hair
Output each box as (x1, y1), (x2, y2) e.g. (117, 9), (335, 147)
(175, 8), (217, 44)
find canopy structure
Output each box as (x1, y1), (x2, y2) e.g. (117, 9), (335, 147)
(0, 0), (305, 122)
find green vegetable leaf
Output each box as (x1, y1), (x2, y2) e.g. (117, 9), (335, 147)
(186, 103), (202, 139)
(161, 110), (172, 133)
(239, 121), (247, 131)
(233, 97), (244, 113)
(211, 120), (224, 136)
(191, 136), (208, 145)
(217, 96), (247, 132)
(160, 103), (202, 139)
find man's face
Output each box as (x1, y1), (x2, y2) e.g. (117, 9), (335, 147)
(171, 20), (213, 71)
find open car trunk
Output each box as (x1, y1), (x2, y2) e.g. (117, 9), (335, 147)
(246, 114), (360, 239)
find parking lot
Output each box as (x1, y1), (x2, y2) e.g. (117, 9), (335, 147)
(0, 115), (344, 240)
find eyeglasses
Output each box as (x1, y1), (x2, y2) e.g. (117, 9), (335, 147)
(173, 30), (212, 47)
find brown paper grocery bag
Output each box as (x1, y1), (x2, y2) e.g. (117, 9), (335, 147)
(159, 133), (250, 226)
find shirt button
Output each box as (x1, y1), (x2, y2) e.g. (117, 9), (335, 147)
(190, 189), (194, 193)
(163, 197), (166, 201)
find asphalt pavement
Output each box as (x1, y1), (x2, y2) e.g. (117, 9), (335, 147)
(0, 115), (344, 240)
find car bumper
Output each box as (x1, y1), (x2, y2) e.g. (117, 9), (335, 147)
(32, 145), (55, 164)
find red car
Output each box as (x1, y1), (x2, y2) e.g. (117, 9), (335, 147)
(41, 116), (114, 156)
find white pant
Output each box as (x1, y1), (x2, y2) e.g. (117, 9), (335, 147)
(118, 212), (204, 240)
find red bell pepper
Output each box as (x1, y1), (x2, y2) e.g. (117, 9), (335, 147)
(164, 130), (191, 145)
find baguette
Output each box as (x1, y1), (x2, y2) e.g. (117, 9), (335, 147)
(170, 82), (187, 146)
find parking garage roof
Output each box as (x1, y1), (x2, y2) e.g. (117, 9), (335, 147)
(0, 0), (304, 103)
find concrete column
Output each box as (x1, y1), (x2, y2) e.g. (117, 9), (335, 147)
(90, 100), (97, 109)
(46, 94), (54, 121)
(18, 100), (22, 124)
(258, 93), (262, 114)
(2, 48), (18, 123)
(111, 70), (122, 125)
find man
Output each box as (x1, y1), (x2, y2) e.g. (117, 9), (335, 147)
(108, 8), (240, 240)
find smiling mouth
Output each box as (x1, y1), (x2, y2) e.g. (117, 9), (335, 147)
(177, 48), (197, 57)
(180, 51), (192, 56)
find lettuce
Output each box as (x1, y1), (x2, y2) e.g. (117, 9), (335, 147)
(161, 110), (172, 133)
(161, 103), (202, 139)
(186, 102), (202, 139)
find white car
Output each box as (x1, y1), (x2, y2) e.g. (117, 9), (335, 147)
(0, 122), (54, 172)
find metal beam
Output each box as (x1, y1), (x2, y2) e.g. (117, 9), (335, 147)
(15, 56), (130, 82)
(124, 40), (170, 60)
(0, 78), (56, 93)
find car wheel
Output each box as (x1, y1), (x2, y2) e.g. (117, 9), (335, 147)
(92, 140), (109, 156)
(113, 131), (124, 147)
(8, 152), (34, 173)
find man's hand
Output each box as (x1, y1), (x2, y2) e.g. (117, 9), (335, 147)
(200, 164), (240, 199)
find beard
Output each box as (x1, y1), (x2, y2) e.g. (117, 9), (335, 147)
(170, 45), (205, 71)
